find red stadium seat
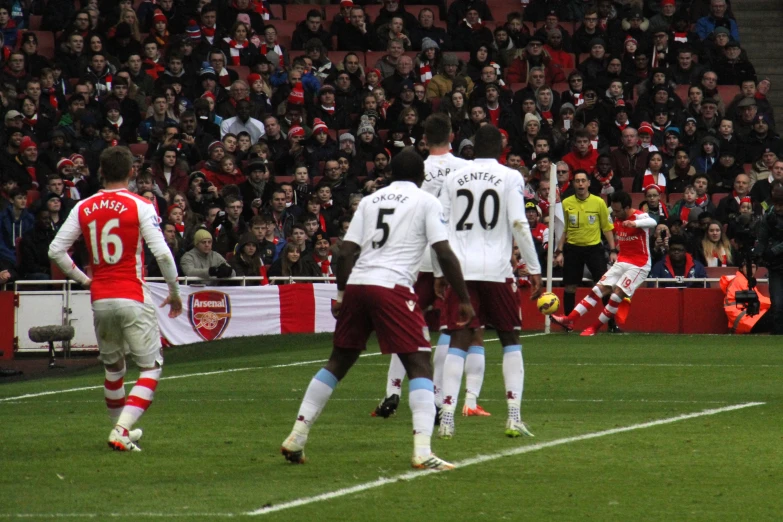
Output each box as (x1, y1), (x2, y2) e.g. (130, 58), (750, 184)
(509, 83), (526, 93)
(30, 31), (54, 56)
(743, 163), (752, 174)
(622, 178), (634, 192)
(276, 176), (294, 184)
(705, 266), (736, 278)
(268, 4), (284, 20)
(378, 129), (388, 142)
(577, 52), (590, 65)
(711, 193), (724, 206)
(323, 5), (345, 21)
(667, 192), (684, 205)
(716, 85), (740, 106)
(286, 4), (321, 22)
(365, 161), (375, 173)
(630, 192), (646, 209)
(675, 84), (689, 105)
(488, 5), (527, 26)
(28, 15), (42, 30)
(26, 189), (39, 206)
(430, 96), (441, 112)
(228, 65), (250, 81)
(313, 176), (323, 186)
(128, 143), (148, 157)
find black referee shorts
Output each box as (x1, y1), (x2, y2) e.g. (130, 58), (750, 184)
(563, 243), (608, 286)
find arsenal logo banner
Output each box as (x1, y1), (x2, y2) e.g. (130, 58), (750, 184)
(148, 283), (338, 345)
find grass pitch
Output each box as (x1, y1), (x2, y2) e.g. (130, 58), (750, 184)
(1, 333), (781, 521)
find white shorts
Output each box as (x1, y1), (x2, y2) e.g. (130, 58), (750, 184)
(599, 261), (648, 297)
(93, 299), (162, 368)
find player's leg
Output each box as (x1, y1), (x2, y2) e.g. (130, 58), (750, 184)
(103, 359), (127, 424)
(463, 327), (490, 416)
(372, 355), (405, 418)
(438, 327), (472, 439)
(582, 266), (643, 336)
(398, 351), (453, 470)
(581, 287), (627, 336)
(282, 347), (362, 463)
(495, 329), (533, 437)
(552, 281), (612, 330)
(561, 244), (584, 317)
(432, 330), (450, 408)
(586, 244), (618, 332)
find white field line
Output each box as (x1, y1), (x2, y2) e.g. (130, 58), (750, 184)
(246, 402), (765, 516)
(0, 335), (547, 403)
(0, 402), (765, 519)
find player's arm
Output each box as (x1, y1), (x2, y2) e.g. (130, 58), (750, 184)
(507, 178), (543, 297)
(332, 200), (366, 316)
(139, 204), (182, 318)
(48, 206), (91, 287)
(623, 212), (657, 229)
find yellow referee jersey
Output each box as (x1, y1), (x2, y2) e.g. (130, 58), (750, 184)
(562, 194), (614, 246)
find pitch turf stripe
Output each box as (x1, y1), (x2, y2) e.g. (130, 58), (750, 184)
(0, 334), (544, 403)
(246, 402), (765, 516)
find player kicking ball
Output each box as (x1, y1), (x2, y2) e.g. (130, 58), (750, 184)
(49, 147), (182, 451)
(435, 126), (543, 440)
(281, 149), (474, 470)
(551, 191), (656, 336)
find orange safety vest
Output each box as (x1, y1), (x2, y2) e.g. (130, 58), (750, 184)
(720, 272), (771, 334)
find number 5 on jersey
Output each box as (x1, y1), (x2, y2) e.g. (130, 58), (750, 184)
(87, 218), (123, 264)
(373, 208), (395, 249)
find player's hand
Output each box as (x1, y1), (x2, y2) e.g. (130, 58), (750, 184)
(554, 252), (564, 267)
(81, 278), (92, 289)
(455, 301), (475, 328)
(528, 274), (543, 299)
(609, 251), (618, 264)
(0, 269), (11, 284)
(331, 299), (342, 319)
(434, 277), (447, 299)
(622, 220), (636, 228)
(162, 294), (183, 318)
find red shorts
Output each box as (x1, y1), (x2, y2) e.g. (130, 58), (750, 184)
(444, 279), (521, 331)
(414, 272), (444, 331)
(333, 284), (431, 354)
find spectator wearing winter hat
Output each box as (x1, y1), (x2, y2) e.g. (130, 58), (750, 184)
(7, 136), (50, 190)
(415, 37), (440, 86)
(306, 118), (339, 164)
(386, 79), (431, 125)
(182, 228), (235, 283)
(507, 35), (566, 85)
(544, 28), (575, 71)
(577, 37), (610, 84)
(275, 124), (317, 178)
(649, 0), (678, 34)
(426, 53), (473, 101)
(310, 84), (351, 131)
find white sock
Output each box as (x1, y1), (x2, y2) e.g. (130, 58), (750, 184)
(293, 368), (337, 437)
(116, 366), (161, 431)
(432, 333), (450, 407)
(502, 345), (523, 420)
(441, 348), (466, 412)
(464, 346), (485, 409)
(409, 378), (435, 459)
(385, 354), (406, 398)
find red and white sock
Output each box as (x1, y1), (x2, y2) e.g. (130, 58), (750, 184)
(104, 367), (126, 423)
(569, 286), (603, 320)
(597, 293), (624, 325)
(116, 366), (162, 430)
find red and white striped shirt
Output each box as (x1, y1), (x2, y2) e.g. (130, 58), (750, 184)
(49, 188), (179, 304)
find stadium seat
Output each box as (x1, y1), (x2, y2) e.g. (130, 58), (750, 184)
(674, 84), (689, 105)
(453, 52), (470, 63)
(667, 192), (684, 205)
(743, 163), (752, 174)
(28, 15), (42, 30)
(622, 177), (634, 192)
(323, 5), (345, 21)
(26, 189), (39, 206)
(378, 129), (388, 142)
(509, 83), (526, 93)
(705, 266), (736, 278)
(285, 4), (320, 22)
(630, 192), (645, 209)
(128, 143), (148, 157)
(716, 85), (740, 106)
(50, 260), (67, 281)
(711, 193), (724, 206)
(313, 176), (323, 186)
(488, 5), (526, 25)
(365, 161), (374, 173)
(755, 267), (768, 279)
(30, 31), (54, 57)
(268, 4), (284, 20)
(275, 176), (294, 184)
(577, 53), (590, 65)
(228, 65), (250, 81)
(552, 81), (568, 94)
(431, 96), (441, 112)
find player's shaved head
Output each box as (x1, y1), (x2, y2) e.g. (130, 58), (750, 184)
(391, 147), (425, 185)
(473, 125), (503, 160)
(100, 146), (133, 183)
(423, 113), (452, 147)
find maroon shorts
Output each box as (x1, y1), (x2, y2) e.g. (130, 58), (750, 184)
(333, 284), (431, 354)
(414, 272), (444, 331)
(444, 279), (521, 331)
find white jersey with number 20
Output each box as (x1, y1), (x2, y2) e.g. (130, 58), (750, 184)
(419, 152), (470, 273)
(439, 158), (541, 282)
(344, 180), (448, 289)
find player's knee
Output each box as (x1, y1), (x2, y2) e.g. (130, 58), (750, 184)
(497, 330), (519, 347)
(104, 360), (125, 373)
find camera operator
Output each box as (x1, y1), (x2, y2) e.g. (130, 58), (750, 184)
(755, 180), (783, 334)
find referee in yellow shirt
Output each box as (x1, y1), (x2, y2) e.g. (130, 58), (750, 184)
(554, 170), (618, 326)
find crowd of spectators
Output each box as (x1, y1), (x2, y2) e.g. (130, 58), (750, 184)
(0, 0), (776, 288)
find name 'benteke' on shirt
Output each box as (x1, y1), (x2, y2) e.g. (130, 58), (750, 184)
(455, 171), (504, 187)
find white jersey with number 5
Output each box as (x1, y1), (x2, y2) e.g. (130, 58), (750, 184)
(49, 188), (178, 304)
(344, 180), (448, 289)
(439, 158), (541, 282)
(419, 152), (470, 273)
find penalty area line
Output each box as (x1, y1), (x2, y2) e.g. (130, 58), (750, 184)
(0, 334), (543, 403)
(247, 402), (765, 516)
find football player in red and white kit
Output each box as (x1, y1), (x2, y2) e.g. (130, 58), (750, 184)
(551, 191), (657, 336)
(49, 147), (182, 452)
(436, 126), (543, 440)
(374, 114), (490, 419)
(281, 149), (474, 471)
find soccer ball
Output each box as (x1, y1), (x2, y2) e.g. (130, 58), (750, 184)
(537, 292), (560, 315)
